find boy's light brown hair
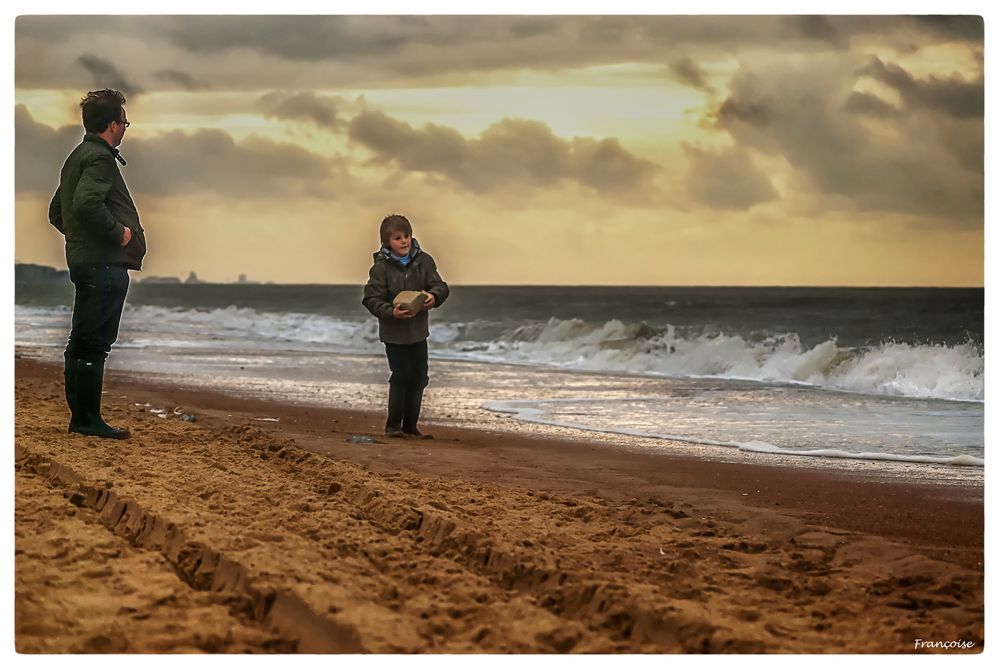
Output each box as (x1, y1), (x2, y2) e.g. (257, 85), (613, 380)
(380, 214), (412, 245)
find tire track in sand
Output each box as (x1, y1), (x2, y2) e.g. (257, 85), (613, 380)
(14, 371), (984, 653)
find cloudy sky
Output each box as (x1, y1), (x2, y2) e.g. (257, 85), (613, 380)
(12, 12), (985, 285)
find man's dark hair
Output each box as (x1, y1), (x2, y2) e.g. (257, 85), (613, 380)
(80, 89), (126, 133)
(380, 214), (412, 245)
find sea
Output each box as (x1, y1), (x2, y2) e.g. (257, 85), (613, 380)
(14, 282), (984, 478)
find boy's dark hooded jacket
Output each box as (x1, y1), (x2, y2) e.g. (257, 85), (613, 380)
(362, 239), (449, 344)
(48, 133), (147, 270)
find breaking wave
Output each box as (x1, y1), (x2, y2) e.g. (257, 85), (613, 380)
(16, 305), (983, 402)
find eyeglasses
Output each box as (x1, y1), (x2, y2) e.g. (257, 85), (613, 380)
(115, 119), (130, 128)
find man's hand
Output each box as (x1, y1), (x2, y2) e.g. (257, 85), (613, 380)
(121, 226), (132, 246)
(392, 304), (415, 319)
(420, 291), (436, 309)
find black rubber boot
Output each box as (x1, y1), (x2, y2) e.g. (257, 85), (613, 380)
(64, 353), (79, 420)
(385, 383), (406, 437)
(69, 359), (130, 440)
(402, 386), (432, 439)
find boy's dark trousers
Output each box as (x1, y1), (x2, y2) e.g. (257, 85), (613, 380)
(384, 339), (429, 434)
(63, 263), (131, 439)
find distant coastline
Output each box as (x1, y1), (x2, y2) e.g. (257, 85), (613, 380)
(13, 263), (68, 283)
(13, 264), (984, 290)
(14, 263), (261, 285)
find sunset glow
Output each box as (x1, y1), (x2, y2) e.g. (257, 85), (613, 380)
(14, 14), (984, 285)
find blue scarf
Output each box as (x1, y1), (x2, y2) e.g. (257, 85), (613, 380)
(379, 237), (422, 266)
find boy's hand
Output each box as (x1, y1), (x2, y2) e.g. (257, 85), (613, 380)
(392, 304), (415, 319)
(420, 291), (436, 309)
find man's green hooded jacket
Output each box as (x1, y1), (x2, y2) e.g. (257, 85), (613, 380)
(48, 133), (147, 270)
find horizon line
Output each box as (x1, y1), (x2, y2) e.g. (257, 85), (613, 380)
(139, 281), (985, 289)
(13, 263), (984, 290)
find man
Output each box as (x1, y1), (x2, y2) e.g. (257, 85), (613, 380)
(48, 89), (147, 439)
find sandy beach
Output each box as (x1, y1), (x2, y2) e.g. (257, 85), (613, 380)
(13, 357), (983, 653)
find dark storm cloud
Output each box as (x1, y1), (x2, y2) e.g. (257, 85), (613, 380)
(77, 54), (143, 97)
(349, 111), (468, 173)
(126, 130), (336, 199)
(783, 15), (846, 48)
(639, 15), (930, 51)
(15, 106), (336, 200)
(713, 58), (982, 223)
(858, 57), (983, 119)
(912, 15), (984, 42)
(683, 146), (779, 210)
(14, 105), (82, 194)
(570, 136), (661, 192)
(148, 15), (590, 79)
(348, 110), (659, 195)
(936, 118), (984, 174)
(668, 57), (714, 93)
(256, 91), (343, 128)
(842, 92), (900, 118)
(578, 16), (633, 44)
(153, 69), (211, 91)
(161, 15), (418, 61)
(14, 16), (984, 91)
(15, 15), (123, 46)
(715, 96), (775, 129)
(509, 18), (561, 38)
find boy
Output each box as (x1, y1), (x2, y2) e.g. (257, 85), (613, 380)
(362, 214), (449, 438)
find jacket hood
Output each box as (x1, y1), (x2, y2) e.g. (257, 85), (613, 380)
(374, 237), (422, 264)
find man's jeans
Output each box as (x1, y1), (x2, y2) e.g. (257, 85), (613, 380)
(65, 263), (129, 362)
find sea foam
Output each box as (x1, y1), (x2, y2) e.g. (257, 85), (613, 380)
(15, 305), (983, 402)
(455, 317), (983, 402)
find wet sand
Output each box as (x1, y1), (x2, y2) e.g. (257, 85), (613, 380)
(13, 357), (984, 653)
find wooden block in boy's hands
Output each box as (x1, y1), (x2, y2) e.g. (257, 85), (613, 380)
(393, 290), (428, 313)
